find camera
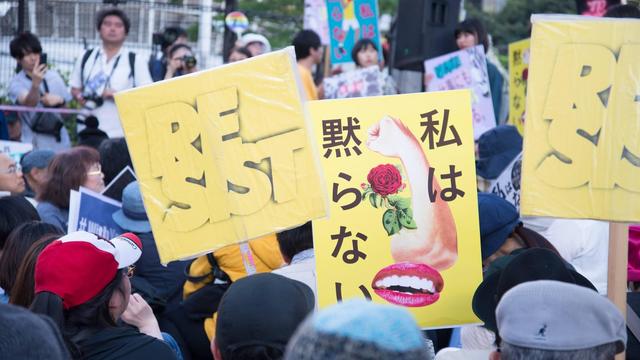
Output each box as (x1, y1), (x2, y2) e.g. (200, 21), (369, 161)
(182, 55), (197, 69)
(83, 94), (104, 108)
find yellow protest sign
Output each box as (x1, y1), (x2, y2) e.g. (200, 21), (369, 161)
(308, 90), (482, 328)
(115, 48), (327, 263)
(508, 38), (530, 135)
(521, 15), (640, 222)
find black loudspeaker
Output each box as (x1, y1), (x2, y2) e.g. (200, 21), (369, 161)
(391, 0), (461, 71)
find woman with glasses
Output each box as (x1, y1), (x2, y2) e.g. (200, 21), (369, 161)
(36, 146), (104, 232)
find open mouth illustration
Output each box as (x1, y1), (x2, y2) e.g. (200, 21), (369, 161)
(372, 262), (444, 307)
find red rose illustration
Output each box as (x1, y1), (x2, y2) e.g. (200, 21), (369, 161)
(367, 164), (402, 196)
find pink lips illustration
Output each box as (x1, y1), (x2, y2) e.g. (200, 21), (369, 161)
(371, 262), (444, 307)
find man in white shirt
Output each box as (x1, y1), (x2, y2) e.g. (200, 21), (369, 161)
(70, 8), (151, 138)
(273, 221), (317, 304)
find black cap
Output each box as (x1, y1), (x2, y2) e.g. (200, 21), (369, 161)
(472, 248), (596, 333)
(216, 273), (315, 359)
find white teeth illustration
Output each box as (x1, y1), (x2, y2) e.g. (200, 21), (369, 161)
(375, 275), (436, 293)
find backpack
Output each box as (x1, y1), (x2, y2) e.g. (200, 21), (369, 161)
(80, 48), (137, 87)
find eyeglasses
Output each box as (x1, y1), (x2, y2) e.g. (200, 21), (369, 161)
(0, 164), (20, 175)
(86, 164), (102, 176)
(126, 265), (136, 278)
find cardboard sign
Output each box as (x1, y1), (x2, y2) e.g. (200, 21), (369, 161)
(326, 0), (381, 64)
(304, 0), (330, 45)
(68, 187), (124, 239)
(115, 48), (327, 263)
(323, 66), (385, 99)
(308, 90), (482, 328)
(507, 39), (530, 135)
(424, 45), (496, 140)
(521, 15), (640, 222)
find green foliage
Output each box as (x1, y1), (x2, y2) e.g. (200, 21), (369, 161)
(238, 0), (397, 49)
(466, 0), (577, 55)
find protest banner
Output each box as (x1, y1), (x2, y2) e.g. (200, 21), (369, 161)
(424, 45), (496, 140)
(507, 39), (530, 135)
(115, 48), (327, 263)
(521, 15), (640, 222)
(489, 152), (522, 210)
(323, 66), (385, 99)
(102, 165), (137, 202)
(326, 0), (381, 65)
(68, 187), (124, 239)
(0, 140), (32, 163)
(520, 17), (640, 355)
(304, 0), (330, 45)
(308, 90), (482, 328)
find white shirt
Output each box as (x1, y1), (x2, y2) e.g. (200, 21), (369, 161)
(272, 249), (317, 308)
(524, 217), (609, 294)
(70, 46), (152, 138)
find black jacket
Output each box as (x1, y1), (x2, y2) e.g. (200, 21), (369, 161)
(76, 326), (176, 360)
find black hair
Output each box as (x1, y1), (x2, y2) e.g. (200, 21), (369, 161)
(454, 18), (489, 53)
(161, 26), (188, 52)
(30, 269), (125, 358)
(223, 345), (283, 360)
(292, 30), (321, 61)
(351, 38), (378, 66)
(95, 8), (131, 34)
(9, 32), (42, 59)
(98, 137), (133, 186)
(0, 221), (63, 295)
(231, 46), (253, 59)
(604, 4), (640, 18)
(168, 43), (193, 59)
(0, 196), (40, 249)
(276, 221), (313, 262)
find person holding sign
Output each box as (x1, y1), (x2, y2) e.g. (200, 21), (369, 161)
(37, 147), (105, 232)
(454, 19), (504, 125)
(351, 38), (397, 95)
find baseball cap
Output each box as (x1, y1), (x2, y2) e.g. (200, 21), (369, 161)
(20, 150), (55, 174)
(497, 280), (626, 353)
(478, 192), (520, 260)
(476, 125), (522, 180)
(34, 231), (142, 309)
(215, 273), (314, 358)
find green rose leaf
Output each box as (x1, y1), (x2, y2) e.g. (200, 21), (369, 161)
(394, 197), (411, 210)
(369, 193), (378, 208)
(383, 209), (401, 235)
(398, 208), (417, 229)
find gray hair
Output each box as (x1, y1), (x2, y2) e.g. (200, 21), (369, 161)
(500, 342), (617, 360)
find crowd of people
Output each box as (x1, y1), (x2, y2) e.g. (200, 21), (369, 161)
(0, 2), (639, 360)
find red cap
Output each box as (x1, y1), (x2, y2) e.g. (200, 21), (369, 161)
(34, 231), (142, 309)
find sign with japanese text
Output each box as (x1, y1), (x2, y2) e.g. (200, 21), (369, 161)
(490, 152), (522, 210)
(68, 187), (124, 239)
(115, 48), (328, 263)
(508, 39), (530, 135)
(521, 15), (640, 222)
(326, 0), (381, 64)
(323, 66), (385, 99)
(304, 0), (330, 45)
(309, 90), (482, 328)
(424, 45), (496, 140)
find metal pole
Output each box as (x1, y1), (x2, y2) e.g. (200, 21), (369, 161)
(17, 0), (25, 34)
(222, 0), (238, 63)
(198, 0), (213, 68)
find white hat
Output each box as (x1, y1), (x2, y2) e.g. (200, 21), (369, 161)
(240, 33), (271, 53)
